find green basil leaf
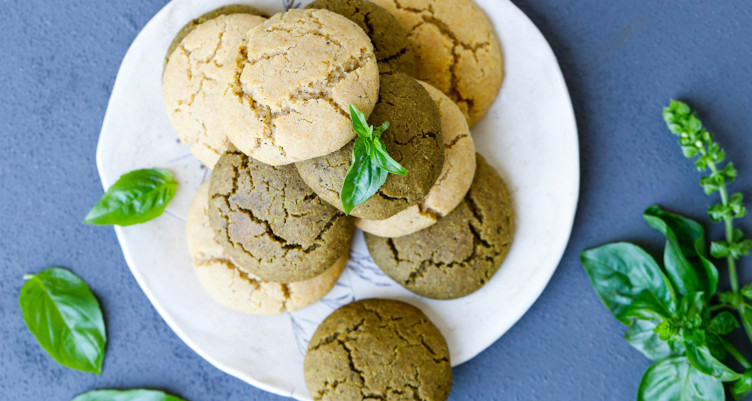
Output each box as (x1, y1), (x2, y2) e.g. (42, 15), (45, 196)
(742, 283), (752, 300)
(349, 104), (370, 137)
(625, 319), (684, 361)
(643, 205), (718, 297)
(637, 357), (724, 401)
(72, 389), (185, 401)
(20, 268), (106, 374)
(679, 291), (706, 326)
(372, 140), (407, 176)
(340, 139), (387, 214)
(732, 370), (752, 400)
(685, 342), (741, 381)
(84, 168), (177, 226)
(621, 290), (674, 321)
(708, 311), (740, 335)
(372, 121), (390, 138)
(581, 243), (676, 324)
(705, 333), (727, 361)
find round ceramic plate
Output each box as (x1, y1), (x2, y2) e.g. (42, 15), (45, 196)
(96, 0), (579, 399)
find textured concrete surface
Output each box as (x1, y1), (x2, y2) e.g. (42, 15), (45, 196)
(2, 0), (752, 400)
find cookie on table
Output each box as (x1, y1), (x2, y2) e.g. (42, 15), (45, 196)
(365, 154), (513, 299)
(356, 80), (475, 237)
(304, 299), (452, 401)
(296, 71), (444, 220)
(164, 4), (268, 66)
(371, 0), (503, 126)
(305, 0), (416, 75)
(186, 181), (347, 314)
(220, 9), (380, 165)
(208, 149), (354, 283)
(162, 12), (266, 168)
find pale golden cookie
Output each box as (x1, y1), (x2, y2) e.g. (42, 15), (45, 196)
(371, 0), (503, 126)
(220, 9), (380, 165)
(163, 14), (267, 168)
(356, 81), (475, 237)
(186, 181), (347, 314)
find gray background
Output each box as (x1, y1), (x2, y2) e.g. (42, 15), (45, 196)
(2, 0), (752, 399)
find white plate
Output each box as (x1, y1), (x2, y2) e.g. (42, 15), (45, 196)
(97, 0), (579, 399)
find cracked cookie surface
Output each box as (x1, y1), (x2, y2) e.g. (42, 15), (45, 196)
(295, 71), (444, 220)
(163, 5), (268, 67)
(163, 13), (267, 168)
(208, 149), (354, 283)
(306, 0), (416, 75)
(219, 9), (380, 165)
(304, 299), (452, 401)
(371, 0), (503, 126)
(365, 154), (513, 299)
(187, 181), (347, 314)
(356, 80), (475, 237)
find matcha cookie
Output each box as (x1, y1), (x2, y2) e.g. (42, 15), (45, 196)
(356, 81), (475, 237)
(365, 154), (514, 299)
(296, 71), (444, 220)
(304, 299), (452, 401)
(305, 0), (416, 75)
(164, 5), (268, 66)
(163, 13), (266, 168)
(371, 0), (503, 126)
(187, 181), (347, 314)
(208, 149), (354, 283)
(220, 9), (380, 165)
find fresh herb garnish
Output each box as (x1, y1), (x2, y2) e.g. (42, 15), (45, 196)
(581, 100), (752, 400)
(340, 104), (406, 214)
(84, 168), (177, 226)
(20, 267), (106, 374)
(72, 389), (186, 401)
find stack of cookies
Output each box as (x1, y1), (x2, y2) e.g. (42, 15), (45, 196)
(162, 0), (510, 399)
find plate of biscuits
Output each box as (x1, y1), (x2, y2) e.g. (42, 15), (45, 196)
(97, 0), (579, 399)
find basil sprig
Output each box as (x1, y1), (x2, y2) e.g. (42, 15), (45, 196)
(580, 101), (752, 400)
(84, 168), (177, 226)
(340, 104), (406, 214)
(20, 268), (106, 374)
(72, 389), (186, 401)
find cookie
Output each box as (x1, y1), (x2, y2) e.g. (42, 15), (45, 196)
(187, 181), (346, 314)
(208, 149), (354, 283)
(304, 299), (452, 401)
(220, 9), (380, 165)
(163, 13), (266, 168)
(305, 0), (416, 75)
(365, 154), (513, 299)
(164, 4), (268, 66)
(371, 0), (503, 126)
(296, 71), (444, 220)
(355, 81), (475, 237)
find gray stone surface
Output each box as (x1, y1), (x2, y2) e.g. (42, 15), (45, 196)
(2, 0), (752, 400)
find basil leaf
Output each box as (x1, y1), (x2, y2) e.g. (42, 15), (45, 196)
(581, 243), (676, 324)
(72, 389), (185, 401)
(349, 104), (370, 137)
(624, 319), (684, 361)
(637, 357), (724, 401)
(685, 342), (741, 381)
(341, 139), (387, 214)
(621, 290), (674, 321)
(679, 291), (706, 327)
(643, 205), (718, 297)
(732, 370), (752, 400)
(708, 311), (740, 335)
(372, 140), (407, 176)
(20, 268), (106, 374)
(373, 121), (390, 139)
(84, 168), (177, 226)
